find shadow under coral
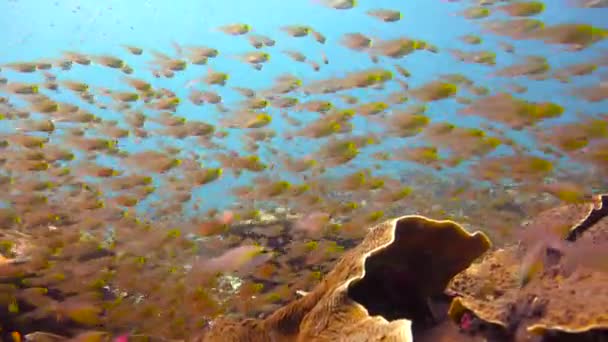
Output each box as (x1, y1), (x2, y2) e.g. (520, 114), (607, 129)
(347, 216), (490, 338)
(348, 247), (452, 334)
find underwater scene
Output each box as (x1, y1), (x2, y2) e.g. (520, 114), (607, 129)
(1, 0), (608, 341)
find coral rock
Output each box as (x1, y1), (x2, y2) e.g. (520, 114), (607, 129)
(447, 194), (608, 339)
(202, 215), (490, 341)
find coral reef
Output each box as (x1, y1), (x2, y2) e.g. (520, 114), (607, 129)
(201, 215), (490, 341)
(447, 194), (608, 341)
(3, 197), (607, 341)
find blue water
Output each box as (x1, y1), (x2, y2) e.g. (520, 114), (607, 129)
(1, 0), (607, 214)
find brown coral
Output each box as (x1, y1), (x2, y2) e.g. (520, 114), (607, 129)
(201, 215), (491, 341)
(446, 194), (608, 340)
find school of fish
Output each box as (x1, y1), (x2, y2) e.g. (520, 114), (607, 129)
(0, 0), (607, 340)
